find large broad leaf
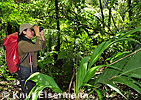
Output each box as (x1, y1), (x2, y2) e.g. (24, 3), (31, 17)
(95, 50), (141, 83)
(76, 56), (90, 94)
(95, 42), (140, 84)
(121, 50), (141, 78)
(110, 76), (141, 94)
(88, 41), (110, 69)
(95, 53), (130, 84)
(94, 50), (141, 99)
(25, 72), (62, 93)
(88, 37), (140, 70)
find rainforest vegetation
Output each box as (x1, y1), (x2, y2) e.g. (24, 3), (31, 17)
(0, 0), (141, 100)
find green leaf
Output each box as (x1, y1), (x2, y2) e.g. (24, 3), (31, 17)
(95, 89), (102, 100)
(120, 67), (141, 78)
(121, 50), (141, 78)
(88, 41), (110, 69)
(87, 37), (140, 71)
(25, 85), (37, 100)
(82, 83), (93, 87)
(25, 72), (62, 93)
(110, 76), (141, 94)
(83, 66), (102, 83)
(94, 52), (130, 85)
(58, 50), (67, 60)
(83, 65), (122, 83)
(120, 27), (141, 38)
(111, 38), (141, 44)
(32, 85), (45, 100)
(107, 83), (127, 99)
(76, 56), (90, 94)
(130, 78), (141, 87)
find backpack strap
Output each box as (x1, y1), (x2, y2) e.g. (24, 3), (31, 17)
(19, 53), (29, 64)
(29, 53), (33, 73)
(17, 53), (29, 71)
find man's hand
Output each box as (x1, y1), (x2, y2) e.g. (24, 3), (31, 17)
(40, 30), (44, 36)
(33, 26), (40, 36)
(40, 30), (45, 41)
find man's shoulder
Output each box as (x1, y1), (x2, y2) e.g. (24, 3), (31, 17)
(18, 40), (30, 46)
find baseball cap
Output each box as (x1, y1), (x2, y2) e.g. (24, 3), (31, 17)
(19, 23), (33, 35)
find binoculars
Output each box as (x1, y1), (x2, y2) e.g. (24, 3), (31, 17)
(31, 24), (43, 32)
(39, 27), (43, 32)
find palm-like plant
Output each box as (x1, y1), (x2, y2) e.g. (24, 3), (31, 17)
(75, 27), (141, 99)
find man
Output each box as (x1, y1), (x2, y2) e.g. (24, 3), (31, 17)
(17, 23), (46, 98)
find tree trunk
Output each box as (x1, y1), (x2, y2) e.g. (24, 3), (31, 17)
(99, 0), (105, 28)
(7, 22), (12, 35)
(108, 7), (111, 30)
(55, 0), (60, 52)
(128, 0), (132, 21)
(112, 15), (118, 31)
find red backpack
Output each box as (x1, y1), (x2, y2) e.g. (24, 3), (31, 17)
(3, 32), (19, 73)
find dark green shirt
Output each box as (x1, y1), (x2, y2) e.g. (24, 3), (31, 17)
(18, 36), (46, 68)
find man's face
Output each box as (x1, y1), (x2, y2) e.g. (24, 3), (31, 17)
(23, 28), (34, 39)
